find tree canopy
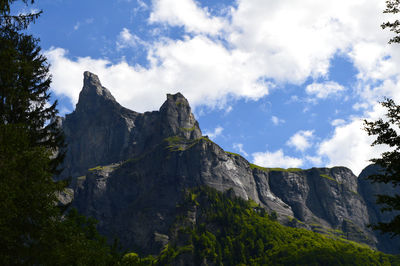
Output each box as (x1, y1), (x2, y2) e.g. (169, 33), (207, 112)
(364, 98), (400, 236)
(382, 0), (400, 43)
(0, 1), (120, 264)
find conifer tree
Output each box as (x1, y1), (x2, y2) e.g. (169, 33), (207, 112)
(364, 98), (400, 236)
(382, 0), (400, 43)
(0, 1), (120, 264)
(360, 0), (400, 238)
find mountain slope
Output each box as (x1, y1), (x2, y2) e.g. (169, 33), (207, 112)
(151, 186), (399, 265)
(60, 72), (400, 255)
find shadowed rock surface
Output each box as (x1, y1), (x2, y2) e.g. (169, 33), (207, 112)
(358, 164), (400, 253)
(60, 72), (400, 255)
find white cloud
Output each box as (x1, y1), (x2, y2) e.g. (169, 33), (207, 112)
(286, 130), (314, 152)
(116, 28), (146, 50)
(225, 106), (233, 114)
(315, 97), (400, 176)
(305, 81), (346, 99)
(317, 117), (389, 175)
(233, 143), (248, 157)
(306, 155), (322, 166)
(45, 34), (271, 112)
(48, 0), (400, 116)
(353, 102), (369, 111)
(149, 0), (226, 35)
(204, 126), (223, 140)
(229, 0), (359, 84)
(331, 119), (346, 126)
(252, 149), (303, 168)
(271, 115), (285, 125)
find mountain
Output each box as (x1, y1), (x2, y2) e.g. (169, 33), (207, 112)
(59, 71), (400, 255)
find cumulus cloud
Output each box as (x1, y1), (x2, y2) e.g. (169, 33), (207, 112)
(233, 143), (248, 157)
(305, 81), (346, 99)
(317, 117), (389, 175)
(316, 91), (400, 175)
(286, 130), (314, 152)
(149, 0), (226, 35)
(47, 0), (398, 115)
(45, 0), (400, 175)
(204, 126), (223, 140)
(45, 34), (271, 112)
(252, 149), (303, 168)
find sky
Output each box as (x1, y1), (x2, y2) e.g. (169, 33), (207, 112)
(15, 0), (400, 175)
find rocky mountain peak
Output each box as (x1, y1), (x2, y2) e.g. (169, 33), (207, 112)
(60, 72), (400, 255)
(75, 72), (118, 113)
(160, 92), (190, 113)
(83, 71), (101, 87)
(159, 92), (202, 139)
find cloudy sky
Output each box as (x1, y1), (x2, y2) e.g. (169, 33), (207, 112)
(18, 0), (400, 175)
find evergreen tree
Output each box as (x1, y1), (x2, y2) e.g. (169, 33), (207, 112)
(360, 0), (400, 237)
(364, 98), (400, 236)
(382, 0), (400, 43)
(0, 1), (120, 264)
(0, 0), (64, 171)
(0, 0), (41, 30)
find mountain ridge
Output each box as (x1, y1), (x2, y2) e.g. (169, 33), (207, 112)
(59, 72), (400, 255)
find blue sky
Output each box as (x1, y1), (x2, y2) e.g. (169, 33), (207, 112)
(16, 0), (400, 175)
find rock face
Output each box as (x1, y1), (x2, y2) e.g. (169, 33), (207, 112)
(60, 71), (201, 179)
(358, 164), (400, 253)
(60, 72), (400, 254)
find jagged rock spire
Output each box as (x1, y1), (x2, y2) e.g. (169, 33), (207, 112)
(159, 92), (202, 139)
(75, 71), (118, 113)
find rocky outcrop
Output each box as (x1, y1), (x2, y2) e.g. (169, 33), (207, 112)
(358, 164), (400, 253)
(60, 72), (400, 255)
(60, 71), (201, 179)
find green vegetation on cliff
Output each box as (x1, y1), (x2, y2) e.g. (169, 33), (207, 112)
(164, 135), (213, 152)
(128, 187), (399, 265)
(249, 163), (303, 172)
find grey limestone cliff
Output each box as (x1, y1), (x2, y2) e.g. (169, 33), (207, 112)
(60, 71), (201, 179)
(60, 72), (400, 255)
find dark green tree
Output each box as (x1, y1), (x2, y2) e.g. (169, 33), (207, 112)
(360, 0), (400, 237)
(0, 0), (41, 29)
(364, 98), (400, 236)
(0, 1), (120, 264)
(382, 0), (400, 43)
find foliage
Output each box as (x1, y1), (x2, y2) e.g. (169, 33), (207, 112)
(0, 8), (64, 173)
(121, 253), (141, 265)
(0, 0), (41, 30)
(164, 135), (213, 152)
(179, 126), (196, 132)
(249, 163), (303, 172)
(89, 165), (106, 171)
(364, 98), (400, 236)
(154, 187), (399, 266)
(39, 209), (120, 265)
(225, 151), (241, 157)
(382, 0), (400, 43)
(0, 124), (63, 264)
(0, 125), (121, 265)
(0, 1), (120, 264)
(320, 174), (337, 182)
